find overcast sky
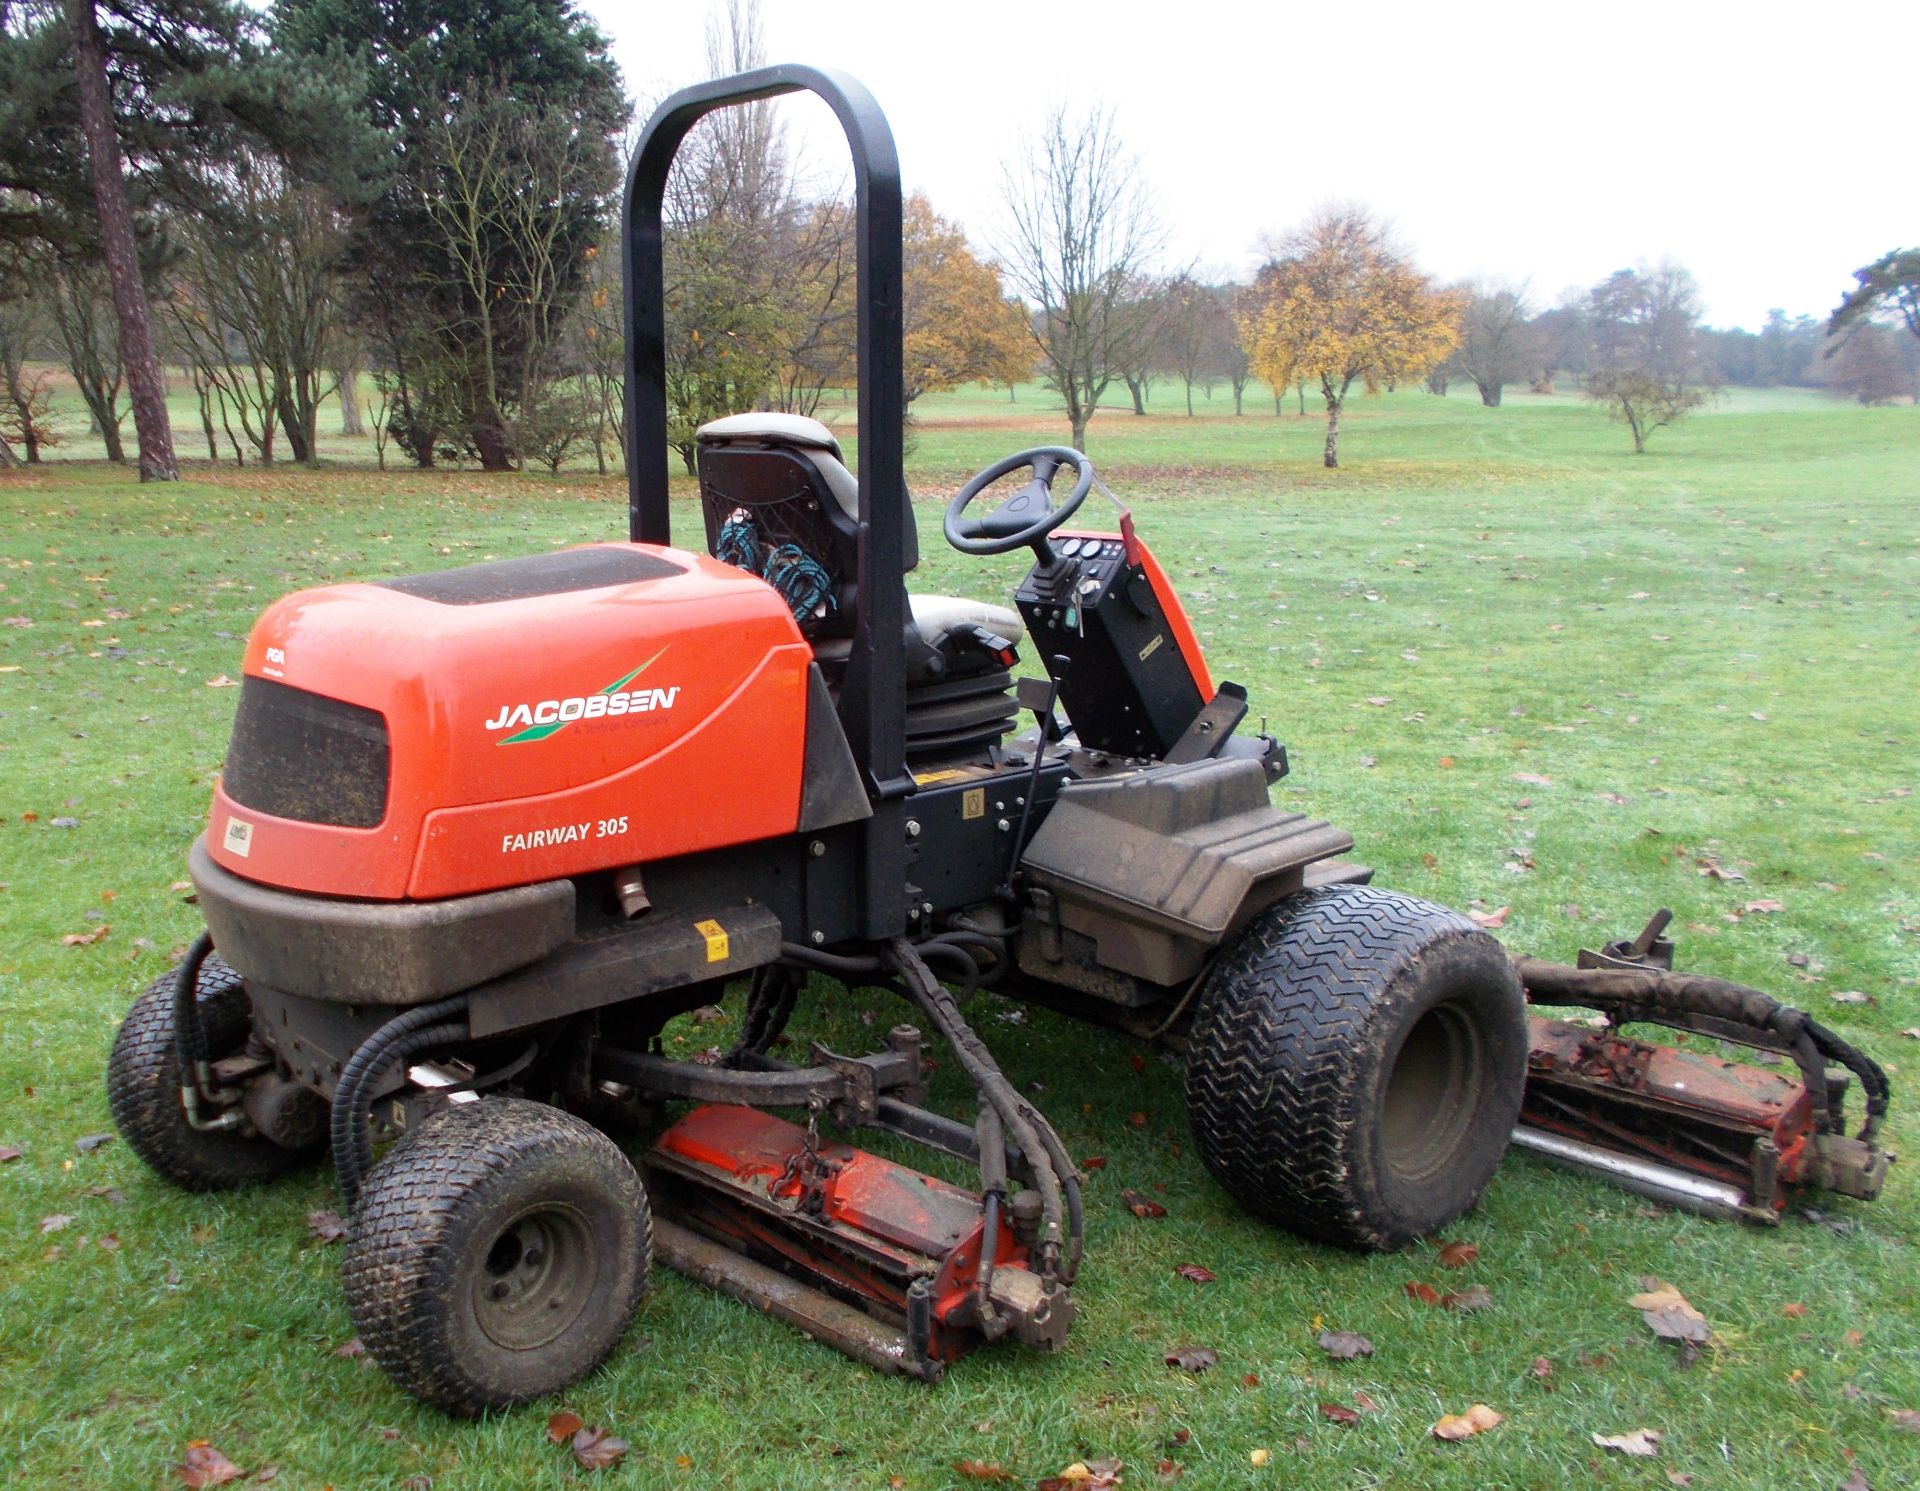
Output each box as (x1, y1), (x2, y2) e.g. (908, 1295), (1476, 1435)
(586, 0), (1908, 331)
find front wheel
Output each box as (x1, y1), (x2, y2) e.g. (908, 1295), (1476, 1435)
(1184, 885), (1527, 1250)
(106, 954), (321, 1190)
(342, 1097), (651, 1416)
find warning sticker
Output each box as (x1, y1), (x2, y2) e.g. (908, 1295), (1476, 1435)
(223, 816), (254, 858)
(694, 918), (729, 963)
(962, 787), (987, 820)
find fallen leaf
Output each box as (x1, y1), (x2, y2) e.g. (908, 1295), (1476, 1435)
(1438, 1240), (1479, 1268)
(1667, 1473), (1695, 1488)
(1164, 1345), (1217, 1373)
(1838, 1469), (1871, 1491)
(1155, 1458), (1182, 1483)
(1431, 1404), (1502, 1441)
(40, 1213), (73, 1233)
(1467, 906), (1510, 928)
(1512, 772), (1554, 787)
(1128, 1111), (1148, 1129)
(1888, 1408), (1920, 1432)
(1175, 1264), (1216, 1284)
(1123, 1189), (1167, 1219)
(1404, 1280), (1442, 1305)
(97, 1232), (120, 1251)
(1353, 1391), (1380, 1412)
(1317, 1330), (1373, 1360)
(1902, 1029), (1920, 1041)
(178, 1442), (244, 1487)
(333, 1337), (366, 1359)
(1783, 1302), (1808, 1318)
(1082, 1155), (1108, 1171)
(306, 1209), (347, 1243)
(1592, 1429), (1663, 1457)
(62, 925), (111, 946)
(1744, 899), (1785, 914)
(74, 1132), (113, 1153)
(1830, 991), (1871, 1005)
(0, 1146), (20, 1163)
(546, 1411), (584, 1444)
(1241, 1372), (1260, 1387)
(1531, 1356), (1553, 1382)
(1249, 1448), (1271, 1467)
(205, 675), (239, 688)
(570, 1426), (629, 1471)
(1631, 1282), (1711, 1343)
(1319, 1403), (1360, 1426)
(1443, 1285), (1494, 1312)
(1363, 696), (1392, 707)
(953, 1460), (1012, 1481)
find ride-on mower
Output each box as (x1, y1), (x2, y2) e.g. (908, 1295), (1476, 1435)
(106, 65), (1892, 1415)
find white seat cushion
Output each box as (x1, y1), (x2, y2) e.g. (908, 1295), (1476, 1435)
(909, 593), (1025, 647)
(695, 412), (859, 522)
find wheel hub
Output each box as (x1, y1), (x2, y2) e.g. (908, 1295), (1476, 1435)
(472, 1204), (596, 1351)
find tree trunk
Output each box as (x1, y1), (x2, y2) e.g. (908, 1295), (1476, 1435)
(0, 431), (18, 467)
(1232, 379), (1245, 416)
(1323, 398), (1340, 469)
(1070, 412), (1089, 450)
(67, 0), (176, 482)
(1297, 378), (1306, 415)
(337, 361), (364, 434)
(1124, 376), (1146, 416)
(1478, 380), (1503, 407)
(1184, 380), (1194, 417)
(1273, 392), (1283, 416)
(471, 404), (513, 471)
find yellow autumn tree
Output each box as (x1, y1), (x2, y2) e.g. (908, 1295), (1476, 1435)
(902, 194), (1030, 405)
(1239, 207), (1463, 467)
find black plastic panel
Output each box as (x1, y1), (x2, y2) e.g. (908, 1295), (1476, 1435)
(377, 547), (681, 605)
(223, 677), (391, 829)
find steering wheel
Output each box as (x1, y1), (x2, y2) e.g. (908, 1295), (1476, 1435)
(943, 446), (1095, 561)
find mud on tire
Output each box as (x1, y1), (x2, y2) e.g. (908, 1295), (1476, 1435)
(1184, 884), (1527, 1251)
(107, 954), (319, 1190)
(342, 1097), (651, 1416)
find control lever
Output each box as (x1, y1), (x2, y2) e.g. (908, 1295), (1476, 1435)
(1001, 655), (1070, 896)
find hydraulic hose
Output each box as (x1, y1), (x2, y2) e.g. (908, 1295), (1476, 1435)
(329, 995), (469, 1211)
(1512, 958), (1891, 1141)
(884, 938), (1084, 1283)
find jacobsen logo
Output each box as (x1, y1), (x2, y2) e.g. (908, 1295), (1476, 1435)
(486, 649), (679, 745)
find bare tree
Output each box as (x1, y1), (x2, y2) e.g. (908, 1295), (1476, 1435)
(659, 0), (856, 466)
(163, 157), (350, 465)
(1584, 261), (1713, 452)
(1457, 278), (1535, 406)
(0, 262), (57, 463)
(997, 103), (1166, 450)
(49, 256), (127, 459)
(1160, 274), (1234, 416)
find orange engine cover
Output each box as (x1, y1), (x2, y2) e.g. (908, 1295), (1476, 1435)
(203, 543), (814, 900)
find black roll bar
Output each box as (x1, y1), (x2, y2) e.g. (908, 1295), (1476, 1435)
(622, 65), (912, 938)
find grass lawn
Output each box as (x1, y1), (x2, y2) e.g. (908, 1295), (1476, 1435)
(2, 382), (1917, 1490)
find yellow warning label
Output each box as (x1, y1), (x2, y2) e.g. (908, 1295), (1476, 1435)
(913, 767), (969, 786)
(694, 918), (729, 963)
(1138, 634), (1164, 661)
(962, 787), (987, 820)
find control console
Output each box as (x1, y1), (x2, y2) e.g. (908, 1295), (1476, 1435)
(1014, 530), (1213, 758)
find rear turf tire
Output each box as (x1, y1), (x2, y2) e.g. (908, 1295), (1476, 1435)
(1184, 884), (1527, 1251)
(107, 955), (319, 1190)
(342, 1097), (650, 1416)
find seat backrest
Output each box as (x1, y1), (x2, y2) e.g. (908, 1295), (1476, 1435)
(695, 414), (917, 638)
